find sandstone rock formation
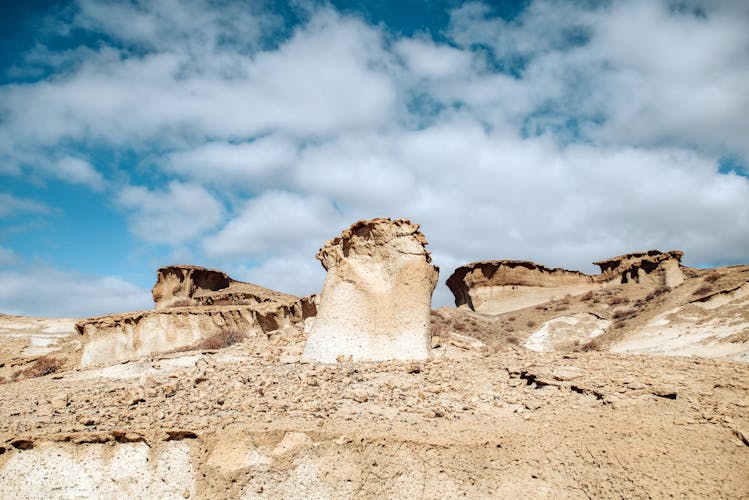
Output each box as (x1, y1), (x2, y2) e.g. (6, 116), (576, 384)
(76, 266), (316, 367)
(152, 264), (306, 310)
(302, 218), (438, 362)
(447, 250), (685, 314)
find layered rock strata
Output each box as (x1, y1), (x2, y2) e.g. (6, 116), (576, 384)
(448, 250), (685, 314)
(76, 266), (317, 367)
(303, 218), (439, 362)
(152, 265), (304, 310)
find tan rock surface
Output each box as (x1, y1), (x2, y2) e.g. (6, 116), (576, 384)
(447, 249), (685, 314)
(303, 218), (438, 362)
(1, 332), (747, 498)
(74, 265), (316, 367)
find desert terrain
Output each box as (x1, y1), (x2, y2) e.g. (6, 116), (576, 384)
(1, 219), (748, 498)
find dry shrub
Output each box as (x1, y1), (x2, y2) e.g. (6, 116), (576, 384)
(645, 286), (670, 302)
(453, 321), (467, 332)
(704, 273), (722, 283)
(507, 315), (517, 322)
(580, 291), (594, 301)
(196, 329), (246, 350)
(506, 335), (520, 345)
(692, 285), (713, 296)
(579, 339), (601, 352)
(526, 320), (537, 328)
(608, 296), (629, 306)
(612, 308), (633, 320)
(21, 356), (62, 378)
(612, 320), (626, 329)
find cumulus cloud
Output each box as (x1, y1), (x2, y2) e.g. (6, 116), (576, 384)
(2, 0), (748, 313)
(0, 266), (151, 317)
(117, 181), (224, 244)
(163, 135), (298, 189)
(205, 191), (343, 260)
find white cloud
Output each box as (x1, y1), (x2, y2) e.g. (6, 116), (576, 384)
(2, 0), (749, 313)
(55, 156), (106, 190)
(163, 135), (298, 189)
(394, 37), (473, 79)
(117, 181), (224, 244)
(0, 266), (151, 317)
(0, 193), (52, 218)
(0, 246), (19, 267)
(204, 190), (343, 260)
(233, 255), (326, 298)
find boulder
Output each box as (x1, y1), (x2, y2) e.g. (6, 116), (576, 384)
(302, 218), (438, 362)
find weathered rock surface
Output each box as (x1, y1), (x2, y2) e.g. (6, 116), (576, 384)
(447, 250), (685, 314)
(152, 264), (305, 310)
(76, 266), (317, 367)
(303, 218), (438, 362)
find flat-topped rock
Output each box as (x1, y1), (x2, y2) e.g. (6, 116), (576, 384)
(448, 250), (685, 314)
(152, 265), (300, 309)
(302, 218), (438, 362)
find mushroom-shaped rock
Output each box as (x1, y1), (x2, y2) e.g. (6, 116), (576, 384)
(302, 218), (439, 362)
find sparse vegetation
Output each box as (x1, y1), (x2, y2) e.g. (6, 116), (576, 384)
(692, 285), (713, 296)
(506, 335), (519, 345)
(645, 286), (670, 302)
(704, 273), (722, 283)
(21, 356), (62, 379)
(608, 296), (629, 306)
(579, 339), (601, 352)
(526, 320), (536, 328)
(196, 329), (246, 350)
(612, 308), (634, 320)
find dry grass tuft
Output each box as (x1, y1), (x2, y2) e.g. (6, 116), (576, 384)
(608, 296), (629, 306)
(579, 339), (601, 352)
(704, 272), (722, 283)
(692, 285), (713, 296)
(196, 329), (246, 350)
(21, 356), (62, 378)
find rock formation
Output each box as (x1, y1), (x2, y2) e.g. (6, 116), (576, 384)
(152, 264), (306, 310)
(447, 250), (685, 314)
(76, 266), (316, 367)
(302, 218), (438, 362)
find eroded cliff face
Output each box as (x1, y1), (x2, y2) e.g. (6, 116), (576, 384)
(152, 265), (303, 310)
(77, 266), (317, 367)
(302, 218), (438, 362)
(594, 250), (685, 288)
(447, 250), (685, 314)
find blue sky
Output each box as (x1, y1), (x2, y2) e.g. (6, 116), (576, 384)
(1, 0), (748, 317)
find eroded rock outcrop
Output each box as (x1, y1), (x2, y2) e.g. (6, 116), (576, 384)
(448, 250), (685, 314)
(152, 265), (304, 310)
(302, 218), (438, 362)
(594, 250), (685, 287)
(76, 266), (317, 367)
